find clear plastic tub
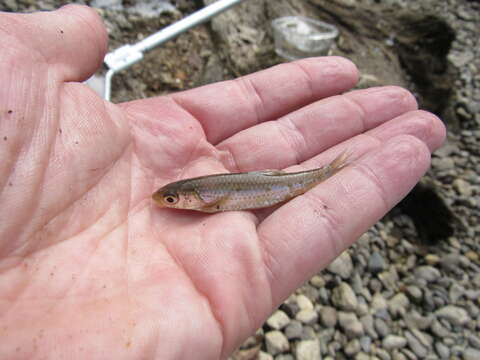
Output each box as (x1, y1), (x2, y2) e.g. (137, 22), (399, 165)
(271, 16), (339, 60)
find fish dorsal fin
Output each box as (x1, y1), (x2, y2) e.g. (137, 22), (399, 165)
(247, 169), (286, 176)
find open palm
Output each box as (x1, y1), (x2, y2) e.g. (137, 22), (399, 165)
(0, 6), (445, 360)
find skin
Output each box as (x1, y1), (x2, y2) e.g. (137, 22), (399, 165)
(0, 5), (446, 360)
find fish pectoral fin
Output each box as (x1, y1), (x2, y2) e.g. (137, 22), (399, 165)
(248, 169), (286, 176)
(200, 196), (230, 213)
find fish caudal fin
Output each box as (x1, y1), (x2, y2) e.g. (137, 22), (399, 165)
(329, 150), (351, 174)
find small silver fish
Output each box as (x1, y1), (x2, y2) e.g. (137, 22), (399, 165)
(152, 152), (349, 213)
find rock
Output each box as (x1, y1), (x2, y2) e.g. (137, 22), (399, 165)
(360, 314), (377, 339)
(432, 157), (454, 171)
(371, 293), (388, 314)
(430, 320), (450, 338)
(258, 351), (274, 360)
(265, 331), (289, 355)
(296, 295), (314, 311)
(375, 318), (391, 338)
(359, 336), (371, 353)
(405, 285), (423, 302)
(453, 178), (472, 196)
(338, 312), (364, 338)
(301, 325), (316, 341)
(332, 282), (358, 311)
(310, 275), (326, 288)
(388, 293), (410, 317)
(285, 320), (303, 340)
(296, 309), (318, 325)
(345, 339), (361, 356)
(376, 348), (391, 360)
(382, 335), (407, 350)
(266, 310), (290, 330)
(319, 306), (337, 328)
(378, 268), (399, 290)
(368, 251), (386, 273)
(465, 251), (479, 262)
(391, 353), (407, 360)
(354, 353), (370, 360)
(404, 311), (433, 330)
(467, 333), (480, 349)
(464, 348), (480, 360)
(414, 266), (441, 282)
(410, 328), (433, 348)
(280, 301), (300, 318)
(405, 330), (428, 358)
(327, 251), (354, 279)
(435, 342), (450, 359)
(449, 283), (465, 303)
(425, 254), (441, 265)
(295, 340), (320, 360)
(435, 305), (470, 326)
(275, 355), (294, 360)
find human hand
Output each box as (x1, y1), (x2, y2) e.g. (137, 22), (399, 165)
(0, 5), (445, 359)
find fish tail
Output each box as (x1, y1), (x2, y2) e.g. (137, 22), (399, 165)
(329, 150), (350, 174)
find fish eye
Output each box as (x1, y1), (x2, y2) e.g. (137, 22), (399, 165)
(163, 193), (179, 205)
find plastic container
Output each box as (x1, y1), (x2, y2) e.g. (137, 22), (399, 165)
(271, 16), (339, 60)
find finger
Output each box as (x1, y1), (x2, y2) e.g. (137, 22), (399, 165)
(170, 57), (359, 144)
(257, 135), (432, 304)
(0, 5), (107, 82)
(252, 109), (445, 221)
(217, 86), (419, 171)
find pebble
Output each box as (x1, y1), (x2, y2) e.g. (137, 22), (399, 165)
(266, 310), (290, 330)
(360, 314), (378, 339)
(354, 353), (370, 360)
(464, 348), (480, 360)
(296, 295), (314, 311)
(379, 270), (399, 290)
(435, 342), (450, 359)
(368, 251), (386, 273)
(275, 355), (294, 360)
(285, 320), (303, 340)
(327, 251), (354, 279)
(467, 333), (480, 349)
(405, 330), (429, 358)
(345, 339), (361, 356)
(295, 340), (320, 360)
(310, 275), (326, 288)
(338, 312), (364, 338)
(371, 293), (388, 313)
(404, 311), (433, 330)
(449, 283), (465, 302)
(405, 286), (423, 302)
(453, 178), (472, 196)
(295, 309), (318, 325)
(432, 157), (455, 170)
(265, 331), (289, 355)
(382, 335), (407, 350)
(319, 306), (337, 328)
(425, 254), (441, 265)
(280, 301), (299, 318)
(414, 266), (441, 282)
(435, 305), (470, 326)
(374, 318), (391, 337)
(430, 320), (450, 338)
(301, 325), (316, 340)
(258, 351), (274, 360)
(388, 293), (410, 317)
(332, 282), (358, 311)
(465, 251), (479, 262)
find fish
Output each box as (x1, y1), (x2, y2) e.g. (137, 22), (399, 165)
(152, 152), (349, 213)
